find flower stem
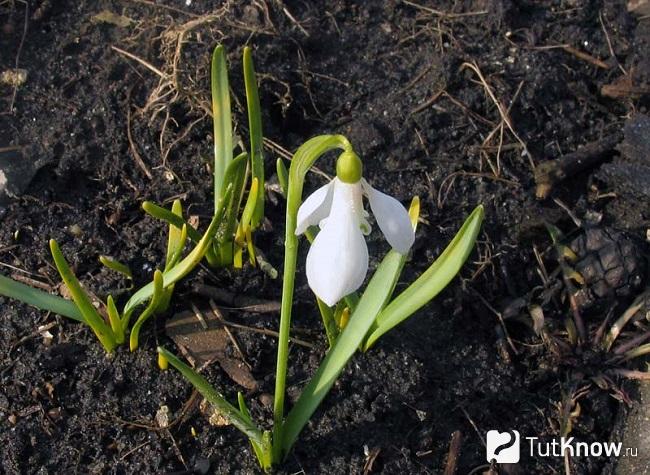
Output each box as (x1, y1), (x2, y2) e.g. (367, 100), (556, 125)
(316, 297), (338, 347)
(272, 135), (351, 463)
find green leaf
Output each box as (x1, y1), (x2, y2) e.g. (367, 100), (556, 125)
(123, 185), (232, 319)
(239, 177), (259, 232)
(360, 195), (418, 339)
(142, 201), (202, 244)
(276, 158), (288, 197)
(545, 222), (563, 244)
(165, 199), (185, 267)
(238, 392), (269, 470)
(212, 44), (233, 206)
(219, 152), (249, 238)
(106, 295), (124, 344)
(158, 346), (264, 445)
(214, 152), (249, 265)
(280, 249), (407, 457)
(99, 255), (133, 280)
(260, 431), (273, 471)
(237, 391), (253, 421)
(166, 224), (187, 271)
(316, 297), (338, 347)
(0, 273), (83, 322)
(50, 239), (117, 352)
(158, 224), (187, 313)
(158, 202), (186, 313)
(129, 269), (164, 351)
(143, 200), (219, 267)
(243, 46), (265, 229)
(363, 205), (484, 351)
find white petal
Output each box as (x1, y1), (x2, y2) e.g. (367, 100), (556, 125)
(361, 179), (414, 254)
(306, 182), (368, 306)
(295, 180), (334, 235)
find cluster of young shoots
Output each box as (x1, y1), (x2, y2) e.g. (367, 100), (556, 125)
(0, 46), (264, 352)
(0, 45), (484, 469)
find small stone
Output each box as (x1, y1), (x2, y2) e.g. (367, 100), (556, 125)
(199, 399), (231, 427)
(0, 69), (27, 87)
(39, 326), (54, 346)
(258, 393), (273, 408)
(68, 224), (83, 237)
(155, 405), (170, 428)
(47, 407), (62, 421)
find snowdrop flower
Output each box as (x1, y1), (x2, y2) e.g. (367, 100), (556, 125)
(295, 151), (415, 306)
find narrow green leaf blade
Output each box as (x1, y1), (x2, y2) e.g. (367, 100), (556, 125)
(363, 205), (484, 350)
(50, 239), (116, 352)
(0, 273), (83, 322)
(364, 196), (420, 339)
(123, 185), (232, 317)
(158, 346), (264, 445)
(316, 297), (338, 347)
(99, 255), (133, 280)
(106, 295), (124, 344)
(239, 177), (259, 231)
(142, 201), (202, 243)
(276, 158), (288, 197)
(143, 200), (219, 267)
(166, 199), (184, 265)
(212, 45), (233, 205)
(237, 392), (266, 468)
(243, 46), (265, 228)
(129, 269), (164, 351)
(166, 224), (188, 270)
(281, 249), (407, 456)
(219, 152), (249, 240)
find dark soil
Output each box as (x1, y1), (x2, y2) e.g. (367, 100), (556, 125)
(1, 1), (649, 474)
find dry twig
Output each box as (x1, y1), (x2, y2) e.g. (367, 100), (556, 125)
(534, 131), (622, 199)
(402, 0), (488, 18)
(443, 431), (463, 475)
(126, 87), (153, 180)
(461, 62), (535, 171)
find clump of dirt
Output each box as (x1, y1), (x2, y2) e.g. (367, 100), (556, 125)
(1, 1), (649, 474)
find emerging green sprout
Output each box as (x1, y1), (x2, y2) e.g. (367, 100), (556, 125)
(160, 134), (485, 470)
(0, 45), (268, 354)
(144, 45), (265, 270)
(0, 190), (231, 354)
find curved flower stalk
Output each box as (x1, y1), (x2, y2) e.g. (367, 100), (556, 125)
(295, 151), (415, 306)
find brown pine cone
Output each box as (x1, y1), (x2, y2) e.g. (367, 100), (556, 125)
(567, 227), (646, 312)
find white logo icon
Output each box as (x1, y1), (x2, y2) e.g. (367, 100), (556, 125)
(486, 430), (520, 463)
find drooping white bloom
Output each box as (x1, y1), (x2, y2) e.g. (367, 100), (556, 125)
(295, 174), (414, 306)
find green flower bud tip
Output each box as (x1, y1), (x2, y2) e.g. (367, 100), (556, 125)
(336, 151), (362, 183)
